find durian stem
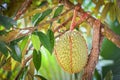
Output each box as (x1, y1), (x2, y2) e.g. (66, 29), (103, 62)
(70, 8), (78, 31)
(70, 7), (89, 31)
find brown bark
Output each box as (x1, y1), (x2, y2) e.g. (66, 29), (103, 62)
(82, 20), (101, 80)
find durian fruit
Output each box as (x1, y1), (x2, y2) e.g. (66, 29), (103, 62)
(54, 30), (88, 73)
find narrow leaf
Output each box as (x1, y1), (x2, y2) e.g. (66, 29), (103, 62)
(19, 66), (28, 80)
(19, 36), (29, 52)
(37, 31), (52, 53)
(0, 41), (8, 56)
(53, 5), (63, 18)
(31, 32), (40, 51)
(33, 49), (41, 71)
(116, 5), (120, 23)
(32, 13), (41, 25)
(109, 4), (116, 21)
(29, 61), (35, 76)
(93, 1), (102, 15)
(47, 29), (54, 53)
(101, 3), (111, 21)
(39, 1), (47, 7)
(94, 69), (102, 80)
(32, 9), (52, 26)
(0, 14), (16, 29)
(9, 42), (22, 62)
(37, 9), (52, 23)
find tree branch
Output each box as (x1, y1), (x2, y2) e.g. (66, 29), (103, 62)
(60, 0), (120, 48)
(82, 20), (101, 80)
(87, 17), (120, 48)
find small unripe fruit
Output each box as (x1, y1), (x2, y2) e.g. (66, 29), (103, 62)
(54, 30), (88, 73)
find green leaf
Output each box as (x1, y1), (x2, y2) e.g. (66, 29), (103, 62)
(33, 49), (41, 71)
(31, 32), (40, 51)
(0, 41), (8, 57)
(47, 29), (54, 53)
(116, 5), (120, 23)
(0, 14), (16, 29)
(39, 1), (47, 7)
(93, 0), (104, 15)
(94, 69), (102, 80)
(34, 75), (47, 80)
(53, 5), (63, 18)
(37, 31), (52, 53)
(101, 3), (111, 21)
(14, 36), (26, 43)
(9, 42), (22, 62)
(32, 9), (52, 26)
(104, 70), (113, 80)
(0, 30), (7, 35)
(109, 4), (116, 22)
(32, 13), (41, 25)
(19, 36), (29, 52)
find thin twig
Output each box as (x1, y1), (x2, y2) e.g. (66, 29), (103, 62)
(55, 29), (69, 38)
(14, 0), (32, 20)
(15, 54), (33, 80)
(53, 16), (72, 32)
(21, 54), (33, 68)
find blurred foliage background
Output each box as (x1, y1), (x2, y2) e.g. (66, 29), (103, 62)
(0, 0), (120, 80)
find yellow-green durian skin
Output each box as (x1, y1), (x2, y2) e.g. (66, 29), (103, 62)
(54, 30), (88, 73)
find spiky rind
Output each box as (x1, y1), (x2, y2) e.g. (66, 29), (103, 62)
(54, 30), (88, 73)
